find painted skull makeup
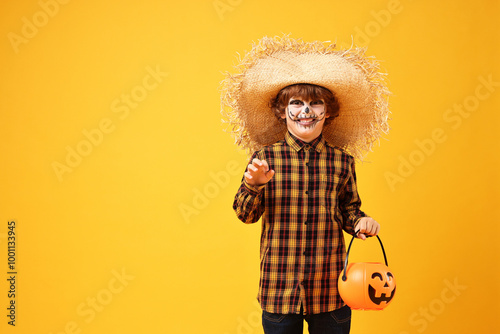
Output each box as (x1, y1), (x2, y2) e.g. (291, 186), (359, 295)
(287, 98), (327, 128)
(283, 97), (330, 142)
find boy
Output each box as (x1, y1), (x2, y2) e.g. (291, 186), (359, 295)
(221, 36), (390, 334)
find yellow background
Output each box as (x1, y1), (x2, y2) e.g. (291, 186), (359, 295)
(1, 0), (499, 333)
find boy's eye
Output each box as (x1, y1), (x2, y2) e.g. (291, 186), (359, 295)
(290, 100), (304, 105)
(311, 100), (324, 105)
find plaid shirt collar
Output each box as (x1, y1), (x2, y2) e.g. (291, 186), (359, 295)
(285, 131), (326, 153)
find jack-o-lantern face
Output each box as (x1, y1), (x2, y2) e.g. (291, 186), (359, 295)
(338, 235), (396, 310)
(368, 271), (396, 306)
(338, 262), (397, 310)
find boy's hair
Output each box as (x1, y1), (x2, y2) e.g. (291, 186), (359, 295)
(269, 84), (340, 124)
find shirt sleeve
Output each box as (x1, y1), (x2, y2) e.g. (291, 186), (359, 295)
(232, 152), (266, 224)
(338, 156), (368, 235)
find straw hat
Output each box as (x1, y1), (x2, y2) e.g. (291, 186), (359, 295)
(220, 35), (390, 160)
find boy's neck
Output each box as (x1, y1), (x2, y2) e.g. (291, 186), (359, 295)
(288, 131), (322, 143)
(288, 131), (322, 144)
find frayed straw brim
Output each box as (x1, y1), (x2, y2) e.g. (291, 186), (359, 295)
(220, 35), (390, 161)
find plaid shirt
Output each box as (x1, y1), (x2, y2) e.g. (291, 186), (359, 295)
(233, 131), (367, 315)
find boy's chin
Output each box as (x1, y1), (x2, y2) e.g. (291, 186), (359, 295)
(288, 123), (324, 142)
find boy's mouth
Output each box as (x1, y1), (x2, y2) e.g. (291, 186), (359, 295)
(293, 114), (318, 127)
(296, 118), (317, 126)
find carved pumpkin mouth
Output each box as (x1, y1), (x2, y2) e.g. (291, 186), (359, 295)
(368, 285), (396, 305)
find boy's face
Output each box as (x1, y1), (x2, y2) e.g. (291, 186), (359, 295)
(281, 96), (330, 143)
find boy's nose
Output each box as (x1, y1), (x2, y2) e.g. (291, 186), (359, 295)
(304, 107), (310, 113)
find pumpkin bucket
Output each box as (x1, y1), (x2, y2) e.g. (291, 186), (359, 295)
(338, 235), (396, 310)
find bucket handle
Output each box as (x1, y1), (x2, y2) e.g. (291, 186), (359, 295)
(341, 233), (388, 282)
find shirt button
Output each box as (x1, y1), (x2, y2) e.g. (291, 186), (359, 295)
(305, 162), (309, 166)
(305, 191), (309, 195)
(304, 221), (308, 225)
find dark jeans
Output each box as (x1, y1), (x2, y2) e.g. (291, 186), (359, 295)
(262, 305), (351, 334)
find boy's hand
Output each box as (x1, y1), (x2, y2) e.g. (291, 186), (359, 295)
(245, 158), (275, 186)
(355, 217), (380, 240)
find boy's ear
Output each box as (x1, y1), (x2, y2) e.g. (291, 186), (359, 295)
(280, 107), (287, 119)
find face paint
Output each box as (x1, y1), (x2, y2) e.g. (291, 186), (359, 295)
(283, 97), (330, 142)
(287, 98), (327, 129)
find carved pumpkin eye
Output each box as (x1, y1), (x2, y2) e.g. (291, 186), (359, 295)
(387, 272), (394, 281)
(372, 272), (383, 280)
